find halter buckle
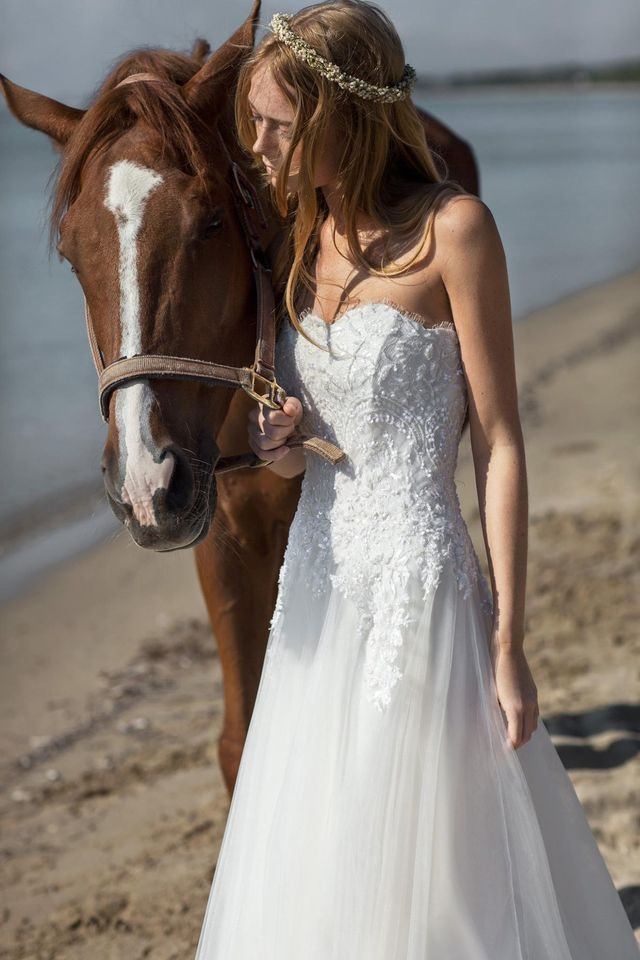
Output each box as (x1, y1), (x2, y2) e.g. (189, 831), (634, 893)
(243, 365), (287, 409)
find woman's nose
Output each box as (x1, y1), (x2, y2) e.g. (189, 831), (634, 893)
(252, 125), (271, 156)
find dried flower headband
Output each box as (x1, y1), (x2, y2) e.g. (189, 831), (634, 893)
(268, 12), (416, 103)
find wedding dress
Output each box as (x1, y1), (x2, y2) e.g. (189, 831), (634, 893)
(194, 301), (639, 958)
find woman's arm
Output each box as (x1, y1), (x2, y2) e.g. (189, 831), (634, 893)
(436, 195), (538, 748)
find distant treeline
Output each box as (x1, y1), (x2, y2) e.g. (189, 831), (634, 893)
(417, 57), (640, 88)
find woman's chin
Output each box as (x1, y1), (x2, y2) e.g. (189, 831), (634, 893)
(263, 167), (299, 191)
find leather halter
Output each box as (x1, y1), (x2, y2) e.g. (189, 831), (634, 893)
(81, 71), (344, 474)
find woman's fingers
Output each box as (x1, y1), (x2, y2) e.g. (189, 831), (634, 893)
(261, 395), (303, 432)
(247, 395), (304, 461)
(505, 702), (539, 749)
(249, 396), (302, 434)
(494, 647), (539, 750)
(505, 707), (523, 749)
(247, 415), (290, 459)
(526, 703), (540, 741)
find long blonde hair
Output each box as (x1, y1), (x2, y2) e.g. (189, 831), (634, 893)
(235, 0), (467, 348)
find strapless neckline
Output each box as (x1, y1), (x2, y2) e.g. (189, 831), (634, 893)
(297, 299), (458, 339)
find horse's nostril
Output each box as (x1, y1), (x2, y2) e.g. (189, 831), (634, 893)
(163, 446), (194, 514)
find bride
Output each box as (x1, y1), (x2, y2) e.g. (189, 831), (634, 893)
(194, 2), (640, 956)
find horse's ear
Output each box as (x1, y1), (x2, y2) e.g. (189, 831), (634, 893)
(0, 73), (84, 145)
(182, 0), (261, 117)
(190, 38), (211, 66)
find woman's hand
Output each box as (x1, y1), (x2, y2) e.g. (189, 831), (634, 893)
(492, 644), (539, 750)
(247, 395), (304, 463)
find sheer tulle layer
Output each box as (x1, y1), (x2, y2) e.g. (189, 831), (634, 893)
(194, 554), (638, 959)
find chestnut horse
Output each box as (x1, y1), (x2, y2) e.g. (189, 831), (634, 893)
(1, 0), (479, 796)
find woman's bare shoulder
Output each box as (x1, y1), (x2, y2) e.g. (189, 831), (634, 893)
(432, 192), (499, 246)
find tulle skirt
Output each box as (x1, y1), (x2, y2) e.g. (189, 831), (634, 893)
(194, 549), (638, 958)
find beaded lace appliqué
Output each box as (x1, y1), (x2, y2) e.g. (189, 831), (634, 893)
(267, 302), (494, 712)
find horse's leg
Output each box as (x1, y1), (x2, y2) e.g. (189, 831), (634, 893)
(193, 389), (301, 796)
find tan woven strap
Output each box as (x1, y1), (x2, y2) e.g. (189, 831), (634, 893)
(286, 433), (345, 465)
(215, 433), (345, 473)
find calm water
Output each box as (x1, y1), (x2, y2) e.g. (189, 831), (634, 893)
(1, 86), (639, 593)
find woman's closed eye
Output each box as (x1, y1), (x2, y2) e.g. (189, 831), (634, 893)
(251, 114), (292, 137)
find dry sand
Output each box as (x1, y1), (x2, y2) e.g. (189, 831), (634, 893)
(1, 266), (639, 958)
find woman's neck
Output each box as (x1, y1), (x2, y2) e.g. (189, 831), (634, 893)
(321, 178), (380, 239)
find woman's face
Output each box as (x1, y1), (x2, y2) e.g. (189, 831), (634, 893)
(247, 62), (340, 193)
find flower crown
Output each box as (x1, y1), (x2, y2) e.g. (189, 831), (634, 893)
(268, 12), (416, 103)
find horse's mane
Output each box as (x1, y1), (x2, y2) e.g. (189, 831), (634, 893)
(48, 42), (223, 253)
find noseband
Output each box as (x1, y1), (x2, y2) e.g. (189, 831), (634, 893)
(81, 71), (344, 474)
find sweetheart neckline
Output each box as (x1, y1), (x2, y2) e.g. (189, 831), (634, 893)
(297, 300), (458, 338)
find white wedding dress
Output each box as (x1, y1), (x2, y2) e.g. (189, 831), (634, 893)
(194, 302), (638, 958)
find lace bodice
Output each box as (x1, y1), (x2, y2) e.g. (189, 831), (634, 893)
(267, 302), (494, 712)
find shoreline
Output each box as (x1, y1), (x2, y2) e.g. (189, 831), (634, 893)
(0, 481), (118, 605)
(1, 264), (638, 955)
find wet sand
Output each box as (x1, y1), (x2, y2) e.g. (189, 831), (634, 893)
(1, 264), (639, 957)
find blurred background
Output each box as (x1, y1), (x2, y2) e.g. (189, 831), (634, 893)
(1, 2), (639, 957)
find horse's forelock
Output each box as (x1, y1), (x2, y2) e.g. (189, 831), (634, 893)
(100, 47), (202, 97)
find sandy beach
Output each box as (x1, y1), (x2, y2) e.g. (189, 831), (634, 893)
(1, 265), (639, 958)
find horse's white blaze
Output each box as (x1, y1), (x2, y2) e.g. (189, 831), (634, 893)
(104, 160), (172, 526)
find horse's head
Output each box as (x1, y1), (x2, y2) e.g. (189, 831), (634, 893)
(0, 0), (279, 551)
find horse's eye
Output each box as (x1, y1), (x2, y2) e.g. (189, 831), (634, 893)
(204, 214), (223, 237)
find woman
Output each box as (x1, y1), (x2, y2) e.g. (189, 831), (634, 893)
(194, 3), (639, 957)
